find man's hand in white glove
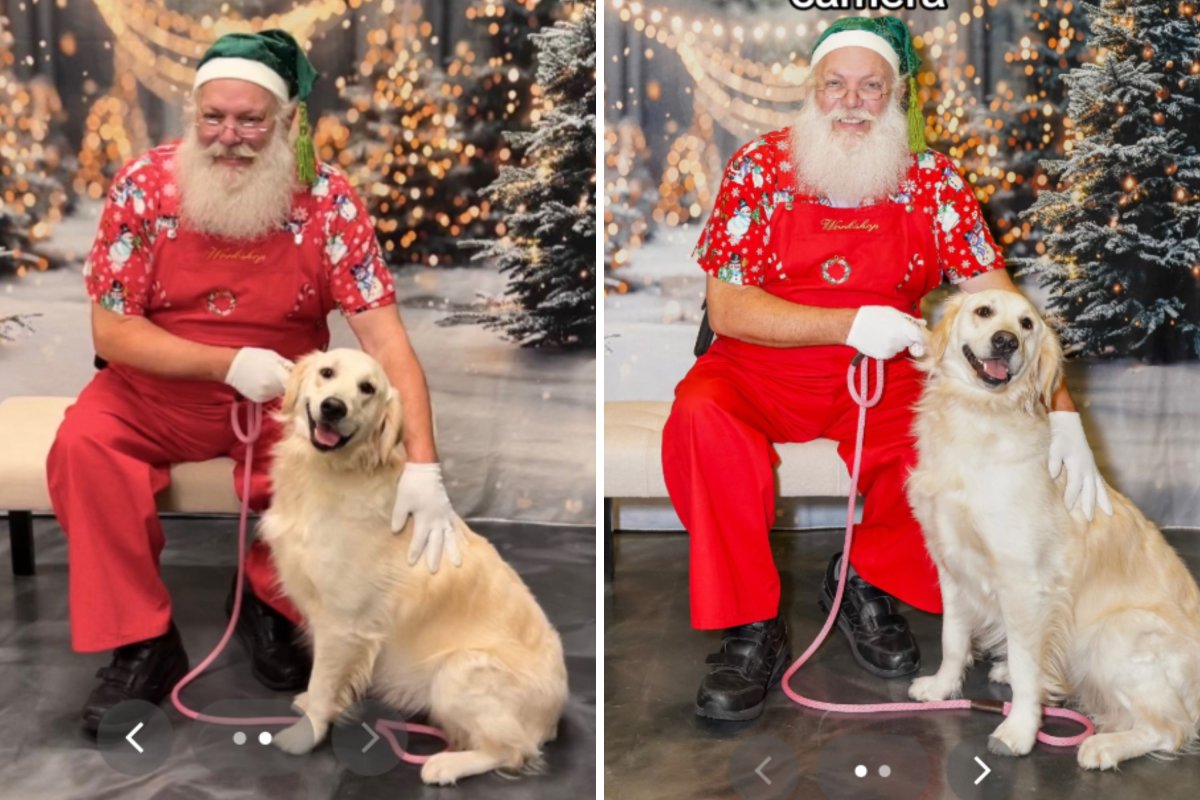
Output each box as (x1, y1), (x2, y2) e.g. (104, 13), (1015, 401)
(846, 305), (929, 360)
(391, 462), (464, 573)
(224, 347), (293, 402)
(1048, 411), (1113, 522)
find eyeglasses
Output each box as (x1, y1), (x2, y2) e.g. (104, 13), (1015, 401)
(198, 114), (271, 138)
(817, 79), (889, 102)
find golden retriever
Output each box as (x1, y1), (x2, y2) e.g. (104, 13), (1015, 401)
(259, 348), (568, 784)
(905, 289), (1200, 769)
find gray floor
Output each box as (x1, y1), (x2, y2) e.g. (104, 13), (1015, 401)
(605, 529), (1200, 800)
(0, 515), (595, 800)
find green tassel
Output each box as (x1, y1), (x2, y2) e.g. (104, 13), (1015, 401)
(295, 100), (317, 185)
(907, 75), (926, 154)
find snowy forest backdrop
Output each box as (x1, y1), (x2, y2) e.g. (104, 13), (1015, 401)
(604, 0), (1200, 529)
(0, 0), (596, 526)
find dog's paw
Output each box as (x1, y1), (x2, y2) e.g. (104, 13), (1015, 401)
(421, 752), (464, 786)
(1077, 734), (1123, 771)
(272, 719), (318, 756)
(908, 675), (958, 703)
(291, 691), (310, 715)
(988, 717), (1037, 758)
(987, 662), (1010, 685)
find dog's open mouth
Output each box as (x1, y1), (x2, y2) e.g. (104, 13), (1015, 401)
(963, 345), (1012, 387)
(306, 406), (354, 452)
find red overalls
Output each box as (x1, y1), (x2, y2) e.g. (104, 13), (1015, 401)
(662, 197), (945, 630)
(47, 221), (331, 653)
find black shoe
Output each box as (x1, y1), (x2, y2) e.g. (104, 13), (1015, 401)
(81, 622), (190, 737)
(817, 553), (920, 678)
(226, 576), (311, 692)
(695, 615), (791, 721)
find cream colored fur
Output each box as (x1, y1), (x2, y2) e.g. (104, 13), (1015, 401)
(259, 349), (568, 785)
(906, 290), (1200, 770)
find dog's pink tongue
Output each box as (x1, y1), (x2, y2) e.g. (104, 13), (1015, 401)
(314, 423), (341, 447)
(982, 359), (1010, 380)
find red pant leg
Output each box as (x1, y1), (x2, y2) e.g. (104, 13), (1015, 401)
(828, 359), (942, 613)
(663, 351), (826, 630)
(227, 401), (302, 625)
(46, 369), (228, 652)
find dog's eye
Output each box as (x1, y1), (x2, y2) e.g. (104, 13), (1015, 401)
(1020, 317), (1034, 330)
(359, 381), (376, 396)
(975, 306), (993, 319)
(319, 367), (334, 379)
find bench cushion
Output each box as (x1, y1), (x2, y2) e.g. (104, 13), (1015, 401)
(0, 396), (241, 514)
(604, 400), (851, 499)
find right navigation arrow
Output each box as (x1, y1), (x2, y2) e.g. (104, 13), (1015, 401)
(974, 755), (992, 785)
(360, 722), (380, 754)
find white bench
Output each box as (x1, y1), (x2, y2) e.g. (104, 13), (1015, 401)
(603, 400), (851, 579)
(0, 396), (242, 576)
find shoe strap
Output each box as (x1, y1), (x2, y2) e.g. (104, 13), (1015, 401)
(96, 665), (136, 688)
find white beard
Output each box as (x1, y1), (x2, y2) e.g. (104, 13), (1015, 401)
(790, 99), (911, 206)
(175, 126), (297, 241)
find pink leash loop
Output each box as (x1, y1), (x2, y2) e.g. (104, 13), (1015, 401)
(169, 400), (448, 765)
(779, 355), (1094, 749)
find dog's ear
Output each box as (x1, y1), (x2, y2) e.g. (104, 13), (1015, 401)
(1033, 322), (1064, 410)
(281, 352), (315, 418)
(378, 389), (404, 465)
(925, 293), (967, 369)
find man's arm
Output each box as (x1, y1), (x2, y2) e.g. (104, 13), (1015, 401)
(92, 303), (237, 381)
(705, 275), (858, 348)
(346, 304), (437, 463)
(955, 269), (1074, 411)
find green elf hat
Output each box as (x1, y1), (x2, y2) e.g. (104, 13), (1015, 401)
(194, 29), (319, 184)
(810, 16), (926, 153)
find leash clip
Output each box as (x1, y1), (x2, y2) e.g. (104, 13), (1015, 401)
(969, 698), (1006, 715)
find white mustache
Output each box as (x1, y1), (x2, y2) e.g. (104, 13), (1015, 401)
(832, 111), (876, 124)
(203, 141), (257, 160)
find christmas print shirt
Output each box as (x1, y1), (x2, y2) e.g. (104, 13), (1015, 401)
(83, 142), (395, 317)
(693, 128), (1004, 288)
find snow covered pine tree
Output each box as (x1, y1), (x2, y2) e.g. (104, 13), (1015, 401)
(1022, 0), (1200, 362)
(454, 0), (596, 349)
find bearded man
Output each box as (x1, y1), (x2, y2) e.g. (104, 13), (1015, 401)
(47, 30), (463, 735)
(663, 15), (1113, 722)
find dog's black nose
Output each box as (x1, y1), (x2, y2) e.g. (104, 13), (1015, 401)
(320, 397), (347, 421)
(991, 330), (1019, 356)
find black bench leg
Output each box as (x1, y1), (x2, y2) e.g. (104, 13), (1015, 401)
(10, 511), (35, 576)
(604, 498), (614, 583)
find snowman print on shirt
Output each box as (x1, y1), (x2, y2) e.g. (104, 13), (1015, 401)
(936, 202), (961, 234)
(282, 218), (305, 245)
(108, 225), (139, 270)
(310, 172), (331, 198)
(332, 195), (358, 222)
(941, 167), (965, 192)
(730, 158), (752, 185)
(114, 177), (147, 215)
(326, 233), (348, 265)
(156, 216), (179, 241)
(965, 220), (996, 266)
(351, 260), (384, 303)
(100, 279), (126, 314)
(725, 200), (755, 245)
(717, 253), (745, 285)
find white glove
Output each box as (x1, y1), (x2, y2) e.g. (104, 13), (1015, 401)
(224, 347), (293, 402)
(845, 306), (929, 359)
(1048, 411), (1113, 522)
(391, 462), (464, 573)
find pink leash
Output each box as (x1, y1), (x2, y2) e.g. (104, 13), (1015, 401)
(779, 356), (1094, 749)
(168, 400), (448, 765)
